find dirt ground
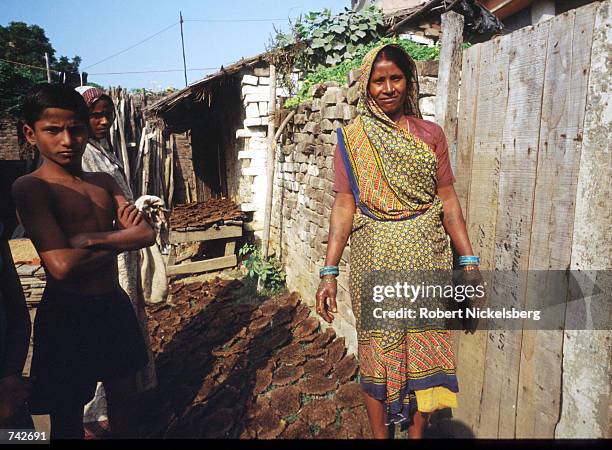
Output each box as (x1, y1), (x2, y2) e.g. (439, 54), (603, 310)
(139, 275), (373, 439)
(23, 268), (461, 439)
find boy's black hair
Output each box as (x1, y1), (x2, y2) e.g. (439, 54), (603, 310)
(22, 83), (89, 127)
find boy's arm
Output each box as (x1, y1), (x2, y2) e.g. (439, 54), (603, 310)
(69, 174), (156, 251)
(11, 176), (117, 281)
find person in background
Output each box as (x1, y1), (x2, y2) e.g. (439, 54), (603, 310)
(75, 86), (157, 426)
(0, 221), (33, 429)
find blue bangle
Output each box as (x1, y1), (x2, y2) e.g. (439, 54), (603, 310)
(459, 255), (480, 266)
(319, 266), (339, 277)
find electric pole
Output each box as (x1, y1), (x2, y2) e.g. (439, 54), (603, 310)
(44, 52), (51, 82)
(180, 11), (188, 87)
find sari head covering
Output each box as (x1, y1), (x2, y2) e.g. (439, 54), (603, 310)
(338, 44), (438, 221)
(75, 85), (111, 108)
(357, 43), (422, 124)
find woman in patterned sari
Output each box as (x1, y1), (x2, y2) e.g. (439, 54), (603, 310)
(316, 44), (481, 438)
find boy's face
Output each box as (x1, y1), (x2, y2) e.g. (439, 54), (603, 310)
(24, 108), (88, 168)
(89, 98), (115, 139)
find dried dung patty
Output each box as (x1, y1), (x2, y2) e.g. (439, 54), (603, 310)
(253, 367), (273, 395)
(298, 376), (336, 396)
(325, 337), (346, 364)
(293, 317), (319, 338)
(302, 345), (326, 358)
(272, 364), (305, 386)
(300, 398), (337, 428)
(280, 419), (310, 439)
(303, 358), (333, 377)
(290, 304), (310, 327)
(333, 354), (358, 384)
(335, 382), (363, 408)
(311, 327), (336, 349)
(269, 385), (301, 417)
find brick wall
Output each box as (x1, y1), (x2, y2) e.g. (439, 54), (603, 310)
(236, 67), (274, 234)
(0, 116), (21, 160)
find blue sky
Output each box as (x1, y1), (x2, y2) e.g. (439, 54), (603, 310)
(1, 0), (349, 90)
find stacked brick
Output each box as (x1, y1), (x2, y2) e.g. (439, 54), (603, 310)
(236, 68), (273, 231)
(270, 63), (438, 353)
(0, 116), (21, 160)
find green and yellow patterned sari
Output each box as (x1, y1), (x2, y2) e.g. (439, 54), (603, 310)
(337, 44), (458, 424)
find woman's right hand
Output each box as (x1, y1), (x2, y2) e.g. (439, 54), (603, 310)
(316, 275), (338, 324)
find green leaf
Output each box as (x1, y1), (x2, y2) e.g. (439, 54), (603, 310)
(312, 38), (326, 48)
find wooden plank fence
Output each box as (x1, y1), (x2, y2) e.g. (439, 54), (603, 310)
(452, 0), (610, 438)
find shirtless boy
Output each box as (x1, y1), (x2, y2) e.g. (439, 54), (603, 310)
(12, 83), (156, 439)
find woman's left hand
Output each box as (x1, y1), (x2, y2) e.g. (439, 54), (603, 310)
(316, 275), (338, 324)
(458, 267), (487, 333)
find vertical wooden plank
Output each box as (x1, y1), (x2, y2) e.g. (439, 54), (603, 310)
(454, 45), (481, 215)
(435, 11), (465, 154)
(556, 0), (612, 438)
(453, 35), (510, 436)
(516, 4), (598, 438)
(451, 43), (482, 432)
(479, 19), (551, 438)
(224, 239), (236, 256)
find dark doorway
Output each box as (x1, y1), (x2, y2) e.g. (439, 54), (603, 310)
(191, 75), (243, 201)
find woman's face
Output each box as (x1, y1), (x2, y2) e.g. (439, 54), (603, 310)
(88, 97), (115, 139)
(368, 57), (407, 119)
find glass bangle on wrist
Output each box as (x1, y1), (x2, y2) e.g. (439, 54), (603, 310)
(458, 255), (480, 266)
(320, 276), (337, 284)
(319, 265), (339, 278)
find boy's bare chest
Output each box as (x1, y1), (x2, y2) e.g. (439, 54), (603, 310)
(47, 178), (115, 233)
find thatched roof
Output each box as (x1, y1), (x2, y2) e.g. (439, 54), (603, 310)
(147, 52), (268, 117)
(384, 0), (446, 35)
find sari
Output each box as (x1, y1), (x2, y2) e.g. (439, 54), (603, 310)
(338, 44), (458, 424)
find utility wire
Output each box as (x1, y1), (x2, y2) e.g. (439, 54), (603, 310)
(0, 57), (59, 73)
(83, 21), (179, 70)
(184, 17), (293, 22)
(89, 67), (218, 75)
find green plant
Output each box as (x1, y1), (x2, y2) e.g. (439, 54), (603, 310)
(295, 6), (384, 71)
(0, 22), (83, 116)
(238, 243), (286, 294)
(268, 5), (383, 98)
(284, 36), (444, 109)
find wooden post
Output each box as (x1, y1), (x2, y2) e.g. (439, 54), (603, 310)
(555, 0), (611, 438)
(44, 52), (51, 82)
(434, 11), (464, 163)
(261, 64), (277, 260)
